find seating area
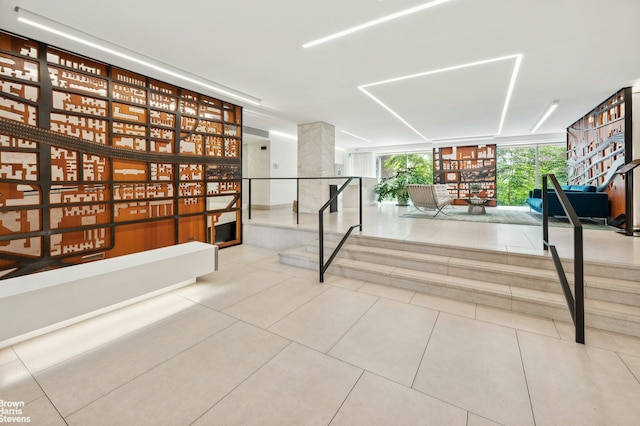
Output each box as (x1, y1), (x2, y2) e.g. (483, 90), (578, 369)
(525, 185), (610, 222)
(407, 184), (454, 217)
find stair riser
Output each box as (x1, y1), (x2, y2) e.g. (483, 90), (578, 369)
(332, 234), (640, 281)
(450, 267), (562, 294)
(585, 314), (640, 338)
(342, 252), (449, 275)
(287, 249), (639, 308)
(389, 275), (512, 311)
(317, 245), (563, 294)
(586, 287), (640, 307)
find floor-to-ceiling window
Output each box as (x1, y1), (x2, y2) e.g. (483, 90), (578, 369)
(378, 152), (434, 182)
(497, 144), (567, 206)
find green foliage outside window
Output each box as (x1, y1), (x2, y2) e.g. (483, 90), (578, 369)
(374, 154), (433, 203)
(496, 145), (567, 206)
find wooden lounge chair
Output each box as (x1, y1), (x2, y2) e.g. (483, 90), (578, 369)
(407, 184), (454, 216)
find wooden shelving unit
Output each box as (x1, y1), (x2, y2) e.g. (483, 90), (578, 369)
(433, 144), (497, 206)
(567, 88), (632, 225)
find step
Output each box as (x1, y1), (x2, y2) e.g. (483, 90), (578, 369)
(279, 242), (640, 338)
(308, 241), (562, 294)
(308, 237), (640, 304)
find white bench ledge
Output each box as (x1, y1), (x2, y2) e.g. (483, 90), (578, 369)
(0, 241), (218, 347)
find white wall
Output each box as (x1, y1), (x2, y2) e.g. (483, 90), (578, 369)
(243, 140), (270, 206)
(269, 136), (297, 207)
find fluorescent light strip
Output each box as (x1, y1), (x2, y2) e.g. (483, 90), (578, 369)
(269, 130), (297, 140)
(341, 130), (373, 144)
(432, 135), (495, 145)
(359, 54), (523, 140)
(15, 7), (261, 106)
(358, 88), (430, 141)
(497, 54), (522, 134)
(530, 101), (559, 134)
(303, 0), (453, 49)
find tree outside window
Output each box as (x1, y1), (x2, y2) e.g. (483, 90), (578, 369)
(496, 145), (567, 206)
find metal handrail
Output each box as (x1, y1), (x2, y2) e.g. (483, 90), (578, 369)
(243, 176), (363, 282)
(318, 177), (362, 282)
(542, 174), (584, 344)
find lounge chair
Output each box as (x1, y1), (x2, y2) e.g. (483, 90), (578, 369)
(407, 184), (454, 216)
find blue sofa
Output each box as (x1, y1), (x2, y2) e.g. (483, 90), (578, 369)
(525, 185), (609, 220)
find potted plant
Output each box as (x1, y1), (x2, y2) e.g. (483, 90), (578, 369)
(470, 183), (482, 196)
(374, 167), (428, 205)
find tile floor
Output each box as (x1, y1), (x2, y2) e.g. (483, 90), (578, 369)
(2, 203), (640, 425)
(2, 243), (640, 425)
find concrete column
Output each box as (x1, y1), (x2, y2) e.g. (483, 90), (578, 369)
(297, 122), (335, 213)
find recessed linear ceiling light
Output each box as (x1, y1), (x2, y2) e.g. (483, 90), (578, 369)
(341, 130), (373, 144)
(269, 130), (297, 140)
(432, 135), (495, 145)
(14, 7), (261, 106)
(358, 54), (523, 141)
(302, 0), (453, 49)
(530, 101), (559, 134)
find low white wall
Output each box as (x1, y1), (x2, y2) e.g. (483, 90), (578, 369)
(0, 241), (217, 347)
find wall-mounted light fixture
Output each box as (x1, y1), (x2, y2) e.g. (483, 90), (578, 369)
(14, 7), (261, 106)
(530, 101), (559, 134)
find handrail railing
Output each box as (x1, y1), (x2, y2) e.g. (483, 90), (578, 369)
(243, 176), (363, 283)
(319, 177), (362, 282)
(542, 174), (585, 344)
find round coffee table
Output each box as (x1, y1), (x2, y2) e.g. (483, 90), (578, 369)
(462, 197), (493, 215)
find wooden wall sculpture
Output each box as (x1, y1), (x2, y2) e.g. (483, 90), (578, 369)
(567, 88), (632, 225)
(433, 144), (497, 206)
(0, 32), (242, 279)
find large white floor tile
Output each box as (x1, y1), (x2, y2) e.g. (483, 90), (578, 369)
(0, 347), (17, 366)
(619, 353), (640, 382)
(222, 277), (328, 328)
(331, 372), (467, 426)
(476, 305), (560, 338)
(467, 413), (503, 426)
(329, 276), (366, 291)
(193, 343), (362, 426)
(519, 330), (640, 426)
(329, 298), (438, 386)
(33, 304), (235, 416)
(67, 322), (289, 426)
(269, 286), (377, 353)
(0, 360), (44, 404)
(410, 292), (476, 319)
(13, 292), (195, 373)
(22, 396), (67, 426)
(413, 313), (534, 426)
(555, 321), (640, 357)
(180, 268), (290, 311)
(357, 282), (415, 302)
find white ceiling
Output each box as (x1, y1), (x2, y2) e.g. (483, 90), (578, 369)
(2, 0), (640, 151)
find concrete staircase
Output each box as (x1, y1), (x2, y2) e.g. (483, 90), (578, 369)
(278, 233), (640, 338)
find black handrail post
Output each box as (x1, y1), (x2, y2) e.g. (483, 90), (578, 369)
(296, 178), (300, 225)
(319, 210), (324, 282)
(248, 178), (252, 220)
(359, 177), (363, 231)
(543, 173), (585, 344)
(542, 175), (548, 250)
(575, 226), (585, 343)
